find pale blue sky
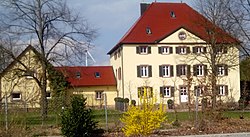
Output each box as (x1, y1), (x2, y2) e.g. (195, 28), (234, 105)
(68, 0), (194, 66)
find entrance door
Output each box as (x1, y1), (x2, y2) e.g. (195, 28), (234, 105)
(180, 87), (188, 103)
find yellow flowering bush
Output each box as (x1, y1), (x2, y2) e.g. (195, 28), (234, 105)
(120, 88), (167, 136)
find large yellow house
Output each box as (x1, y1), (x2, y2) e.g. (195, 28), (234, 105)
(0, 45), (117, 109)
(108, 2), (240, 107)
(0, 45), (48, 108)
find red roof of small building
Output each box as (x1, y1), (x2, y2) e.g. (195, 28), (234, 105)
(55, 66), (116, 87)
(108, 2), (239, 54)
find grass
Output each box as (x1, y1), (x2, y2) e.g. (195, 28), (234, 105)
(0, 109), (249, 129)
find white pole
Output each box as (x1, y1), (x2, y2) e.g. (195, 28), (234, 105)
(104, 93), (108, 130)
(195, 89), (198, 128)
(85, 50), (88, 66)
(5, 95), (8, 131)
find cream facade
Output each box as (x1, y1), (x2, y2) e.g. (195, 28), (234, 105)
(68, 86), (117, 107)
(0, 46), (50, 108)
(110, 28), (240, 106)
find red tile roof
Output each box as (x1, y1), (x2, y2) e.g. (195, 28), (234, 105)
(55, 66), (116, 87)
(108, 2), (239, 54)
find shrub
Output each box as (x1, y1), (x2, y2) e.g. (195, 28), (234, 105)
(120, 90), (166, 136)
(61, 96), (98, 137)
(131, 100), (136, 106)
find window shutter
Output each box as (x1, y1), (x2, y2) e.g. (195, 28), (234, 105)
(203, 47), (207, 53)
(158, 47), (162, 54)
(204, 65), (207, 76)
(136, 47), (140, 54)
(215, 65), (218, 76)
(216, 85), (219, 95)
(176, 47), (179, 54)
(138, 87), (141, 98)
(187, 47), (190, 53)
(223, 47), (227, 54)
(148, 66), (152, 77)
(160, 87), (164, 97)
(171, 87), (175, 97)
(194, 86), (197, 96)
(187, 65), (191, 76)
(148, 46), (151, 54)
(224, 64), (228, 76)
(137, 66), (141, 77)
(176, 65), (180, 76)
(170, 65), (174, 77)
(225, 85), (228, 96)
(193, 65), (197, 76)
(193, 47), (197, 53)
(159, 66), (163, 77)
(169, 47), (173, 54)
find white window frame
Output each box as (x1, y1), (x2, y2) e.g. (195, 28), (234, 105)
(197, 65), (204, 76)
(162, 65), (171, 77)
(140, 66), (149, 77)
(163, 87), (171, 97)
(179, 47), (187, 54)
(46, 92), (52, 99)
(197, 47), (204, 54)
(180, 65), (187, 76)
(162, 47), (170, 54)
(195, 86), (203, 96)
(12, 92), (21, 101)
(140, 46), (148, 54)
(96, 91), (103, 100)
(218, 85), (225, 95)
(218, 66), (225, 76)
(180, 86), (188, 95)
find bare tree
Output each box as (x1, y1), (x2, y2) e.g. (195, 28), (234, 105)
(0, 0), (96, 120)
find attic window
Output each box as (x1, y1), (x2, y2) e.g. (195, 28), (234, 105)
(146, 27), (152, 34)
(76, 72), (81, 78)
(170, 11), (176, 18)
(95, 72), (100, 78)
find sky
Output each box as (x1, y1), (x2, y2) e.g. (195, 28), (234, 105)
(68, 0), (194, 66)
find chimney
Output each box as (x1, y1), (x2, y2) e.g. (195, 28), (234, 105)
(140, 3), (150, 15)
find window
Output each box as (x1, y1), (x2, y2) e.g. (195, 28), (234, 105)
(146, 27), (152, 34)
(217, 85), (228, 96)
(76, 72), (81, 78)
(160, 86), (174, 97)
(24, 70), (35, 79)
(46, 92), (51, 99)
(193, 46), (206, 54)
(176, 47), (190, 54)
(114, 52), (117, 60)
(12, 93), (21, 101)
(118, 67), (121, 80)
(136, 46), (151, 54)
(193, 65), (207, 76)
(95, 91), (103, 99)
(194, 86), (204, 96)
(138, 87), (153, 98)
(95, 72), (100, 78)
(217, 64), (228, 76)
(180, 86), (188, 95)
(215, 46), (227, 54)
(170, 11), (176, 18)
(159, 65), (173, 77)
(177, 65), (190, 76)
(158, 46), (173, 54)
(137, 65), (152, 78)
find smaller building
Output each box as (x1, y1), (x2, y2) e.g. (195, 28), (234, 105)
(56, 66), (117, 108)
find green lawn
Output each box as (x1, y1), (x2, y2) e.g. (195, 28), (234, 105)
(0, 109), (249, 129)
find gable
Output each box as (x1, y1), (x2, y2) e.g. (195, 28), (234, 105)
(159, 28), (206, 43)
(0, 45), (41, 78)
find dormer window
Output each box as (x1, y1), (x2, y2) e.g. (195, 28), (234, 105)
(76, 72), (81, 78)
(170, 11), (176, 18)
(95, 72), (100, 78)
(146, 27), (152, 34)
